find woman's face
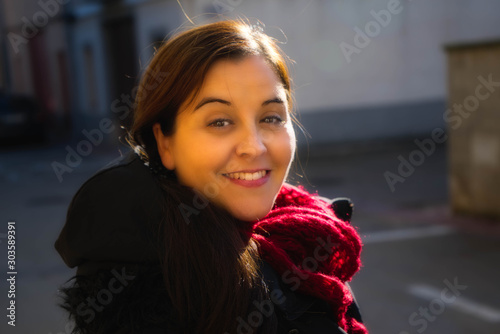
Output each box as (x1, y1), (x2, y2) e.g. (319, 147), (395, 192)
(153, 55), (296, 221)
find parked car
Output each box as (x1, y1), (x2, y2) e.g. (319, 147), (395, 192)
(0, 94), (47, 144)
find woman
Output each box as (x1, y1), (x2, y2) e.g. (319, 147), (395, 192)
(55, 19), (367, 334)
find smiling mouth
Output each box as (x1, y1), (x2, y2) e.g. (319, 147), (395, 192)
(222, 170), (269, 181)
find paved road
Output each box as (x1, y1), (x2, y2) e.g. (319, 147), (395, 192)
(0, 140), (499, 334)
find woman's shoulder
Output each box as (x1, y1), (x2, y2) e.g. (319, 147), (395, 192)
(71, 151), (159, 199)
(65, 150), (163, 221)
(55, 151), (164, 270)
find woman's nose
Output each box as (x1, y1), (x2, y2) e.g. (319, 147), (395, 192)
(235, 127), (267, 158)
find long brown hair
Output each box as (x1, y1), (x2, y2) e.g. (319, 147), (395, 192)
(127, 19), (294, 333)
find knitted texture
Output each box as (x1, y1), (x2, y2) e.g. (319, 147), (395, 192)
(252, 184), (368, 334)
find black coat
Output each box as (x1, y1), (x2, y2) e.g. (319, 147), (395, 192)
(130, 260), (363, 334)
(55, 151), (363, 334)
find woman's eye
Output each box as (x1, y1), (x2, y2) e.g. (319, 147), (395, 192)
(262, 115), (284, 125)
(208, 119), (232, 128)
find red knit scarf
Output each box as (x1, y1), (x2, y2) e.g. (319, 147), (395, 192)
(251, 184), (368, 334)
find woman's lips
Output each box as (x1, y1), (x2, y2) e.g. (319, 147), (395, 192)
(222, 170), (271, 188)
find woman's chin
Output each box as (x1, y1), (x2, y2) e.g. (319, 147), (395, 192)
(228, 206), (273, 222)
(212, 195), (277, 222)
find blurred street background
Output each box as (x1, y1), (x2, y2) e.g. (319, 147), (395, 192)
(1, 0), (500, 333)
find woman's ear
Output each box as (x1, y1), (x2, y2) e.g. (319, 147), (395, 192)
(152, 123), (175, 170)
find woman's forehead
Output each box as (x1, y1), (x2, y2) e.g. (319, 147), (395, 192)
(181, 56), (287, 111)
(203, 56), (283, 89)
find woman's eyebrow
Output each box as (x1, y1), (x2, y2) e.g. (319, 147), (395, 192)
(262, 97), (285, 106)
(194, 97), (231, 111)
(194, 96), (284, 111)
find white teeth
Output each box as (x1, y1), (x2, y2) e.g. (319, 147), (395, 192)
(225, 170), (267, 180)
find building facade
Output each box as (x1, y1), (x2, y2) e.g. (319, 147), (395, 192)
(2, 0), (500, 144)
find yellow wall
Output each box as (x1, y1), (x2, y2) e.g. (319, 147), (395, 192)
(447, 42), (500, 219)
